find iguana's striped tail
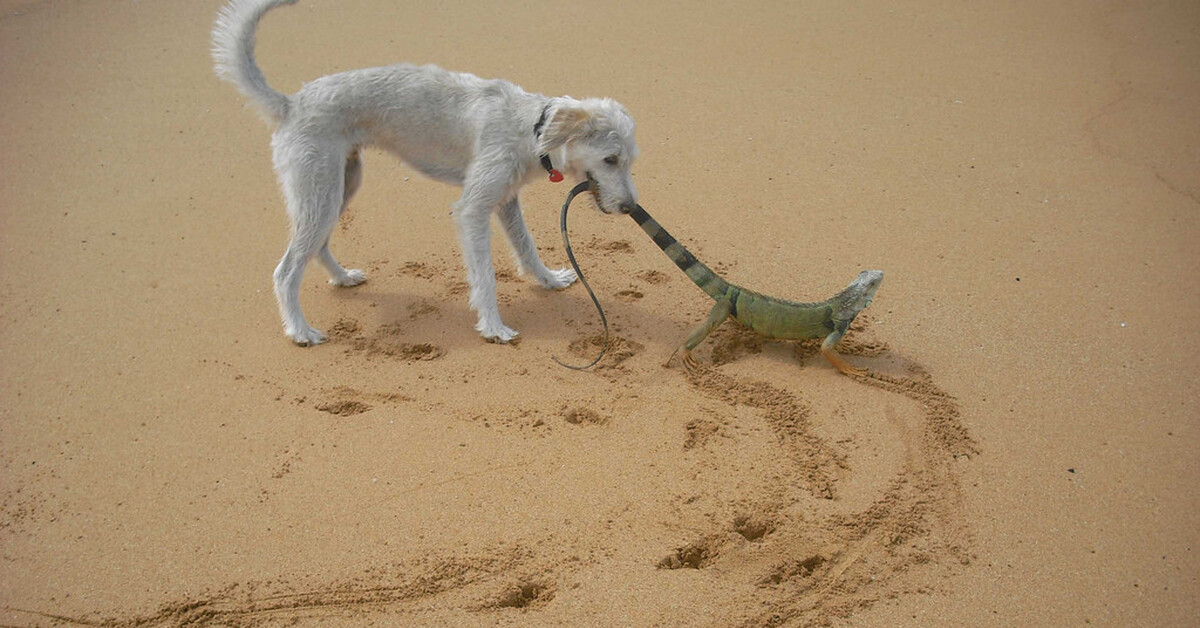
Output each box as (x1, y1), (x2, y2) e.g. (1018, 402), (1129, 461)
(629, 206), (731, 300)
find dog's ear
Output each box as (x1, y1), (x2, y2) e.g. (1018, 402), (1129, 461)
(538, 106), (593, 153)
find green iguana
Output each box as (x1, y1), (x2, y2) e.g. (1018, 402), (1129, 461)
(627, 205), (883, 376)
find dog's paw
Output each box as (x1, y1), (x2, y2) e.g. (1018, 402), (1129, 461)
(288, 326), (328, 347)
(540, 267), (578, 290)
(330, 269), (367, 287)
(478, 323), (520, 344)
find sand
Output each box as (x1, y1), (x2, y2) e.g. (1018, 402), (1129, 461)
(1, 0), (1197, 625)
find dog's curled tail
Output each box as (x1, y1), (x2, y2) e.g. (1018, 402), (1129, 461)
(211, 0), (298, 122)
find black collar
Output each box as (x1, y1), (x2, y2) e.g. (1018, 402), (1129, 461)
(534, 102), (563, 183)
(534, 102), (552, 136)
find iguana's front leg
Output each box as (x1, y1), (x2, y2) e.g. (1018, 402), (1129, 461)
(669, 298), (732, 372)
(819, 322), (867, 377)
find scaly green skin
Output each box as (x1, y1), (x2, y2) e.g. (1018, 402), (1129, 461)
(628, 206), (883, 375)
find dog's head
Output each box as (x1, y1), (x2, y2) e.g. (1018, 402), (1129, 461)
(538, 98), (639, 214)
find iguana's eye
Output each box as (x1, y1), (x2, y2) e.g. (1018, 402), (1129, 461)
(603, 155), (619, 166)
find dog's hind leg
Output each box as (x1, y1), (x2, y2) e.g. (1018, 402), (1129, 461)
(317, 150), (367, 287)
(498, 197), (577, 290)
(272, 141), (347, 346)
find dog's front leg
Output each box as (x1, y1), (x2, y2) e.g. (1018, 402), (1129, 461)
(498, 198), (577, 289)
(454, 197), (518, 343)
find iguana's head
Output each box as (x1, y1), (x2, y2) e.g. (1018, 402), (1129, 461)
(837, 270), (884, 315)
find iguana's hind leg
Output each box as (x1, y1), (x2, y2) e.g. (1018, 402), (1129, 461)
(820, 329), (868, 376)
(670, 299), (732, 372)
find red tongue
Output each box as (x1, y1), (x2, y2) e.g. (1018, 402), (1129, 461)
(548, 169), (564, 183)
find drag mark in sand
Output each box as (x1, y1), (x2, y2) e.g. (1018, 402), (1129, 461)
(684, 366), (845, 500)
(4, 308), (976, 626)
(672, 324), (978, 627)
(2, 547), (539, 628)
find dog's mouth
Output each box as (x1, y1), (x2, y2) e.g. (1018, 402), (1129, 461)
(585, 172), (604, 211)
(585, 172), (629, 215)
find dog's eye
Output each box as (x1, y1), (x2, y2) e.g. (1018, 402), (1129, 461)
(603, 155), (619, 166)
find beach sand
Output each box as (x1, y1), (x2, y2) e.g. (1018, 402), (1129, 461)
(1, 0), (1197, 625)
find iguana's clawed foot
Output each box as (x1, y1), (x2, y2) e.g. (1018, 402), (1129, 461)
(680, 350), (701, 374)
(837, 364), (871, 378)
(822, 348), (869, 378)
(664, 347), (702, 374)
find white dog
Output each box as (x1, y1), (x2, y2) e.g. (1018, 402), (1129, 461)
(212, 0), (639, 346)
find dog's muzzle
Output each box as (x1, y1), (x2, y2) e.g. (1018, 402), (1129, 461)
(586, 172), (635, 215)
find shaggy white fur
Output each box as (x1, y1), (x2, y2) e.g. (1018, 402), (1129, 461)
(212, 0), (640, 345)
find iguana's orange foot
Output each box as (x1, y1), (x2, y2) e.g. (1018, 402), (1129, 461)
(838, 364), (871, 378)
(823, 348), (869, 378)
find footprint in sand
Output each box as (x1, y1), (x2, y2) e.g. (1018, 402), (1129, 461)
(397, 261), (439, 280)
(657, 536), (720, 570)
(635, 269), (670, 285)
(329, 318), (445, 361)
(561, 406), (609, 427)
(586, 238), (634, 254)
(489, 580), (556, 610)
(615, 289), (643, 303)
(314, 386), (414, 417)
